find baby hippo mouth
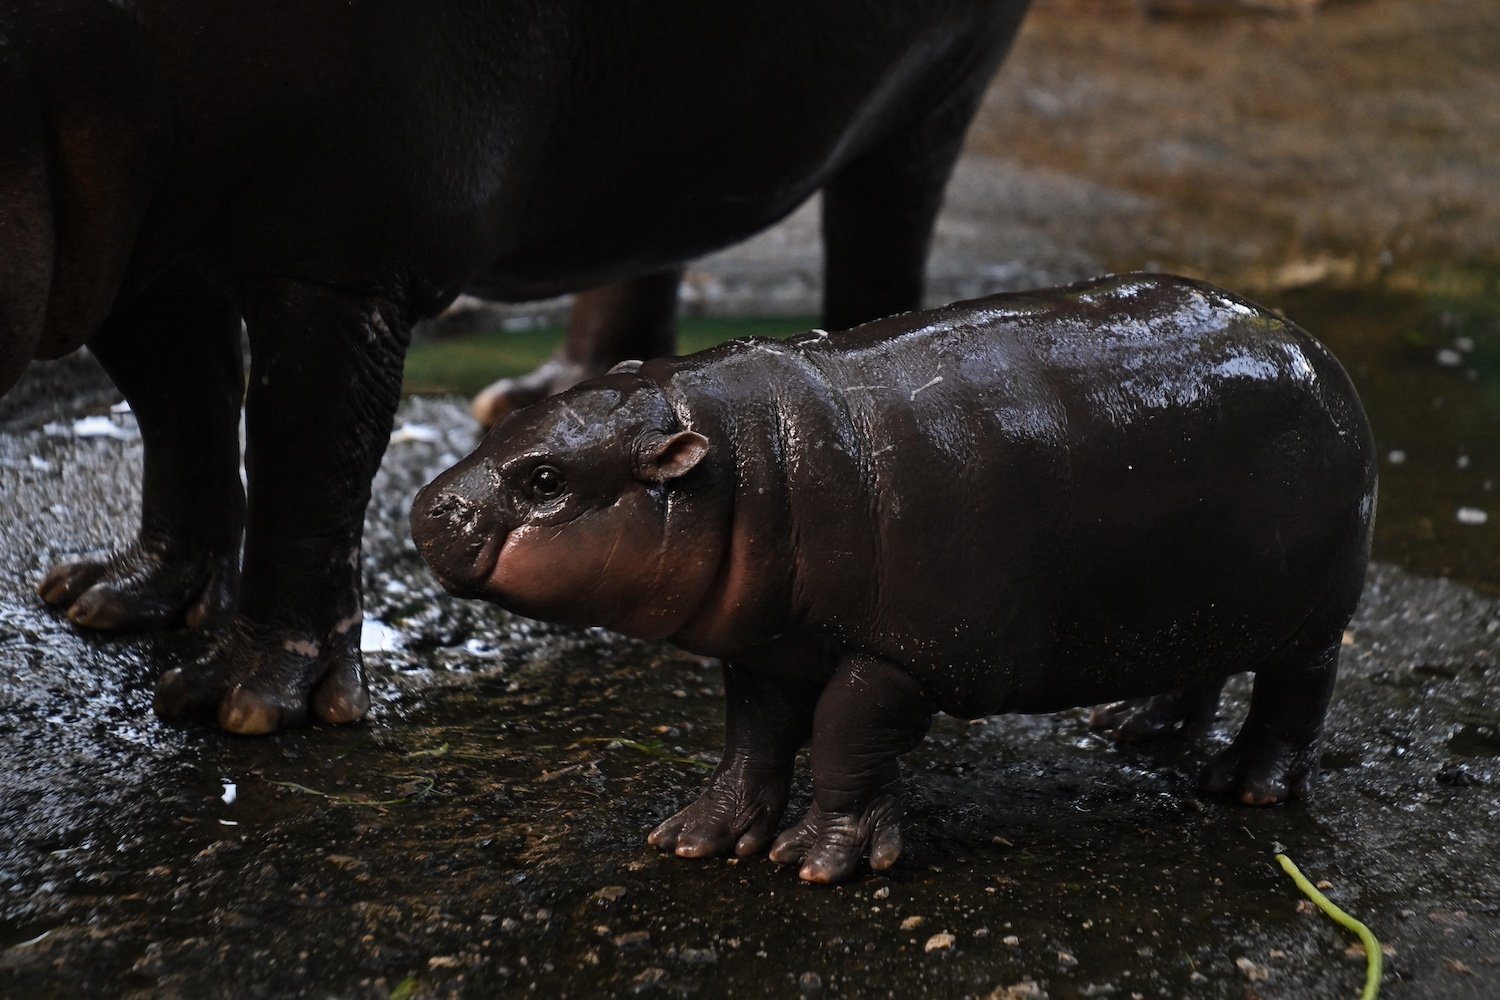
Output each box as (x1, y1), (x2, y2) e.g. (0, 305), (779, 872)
(409, 480), (508, 598)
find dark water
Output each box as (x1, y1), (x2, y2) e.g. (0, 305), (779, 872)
(1, 276), (1498, 998)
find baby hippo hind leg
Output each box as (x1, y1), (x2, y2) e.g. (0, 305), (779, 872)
(769, 656), (934, 884)
(1089, 678), (1227, 742)
(1202, 638), (1341, 806)
(650, 663), (822, 860)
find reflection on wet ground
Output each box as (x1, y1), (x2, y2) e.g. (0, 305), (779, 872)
(1, 276), (1498, 999)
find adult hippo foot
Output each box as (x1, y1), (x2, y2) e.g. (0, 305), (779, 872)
(152, 621), (370, 734)
(648, 764), (792, 860)
(471, 351), (608, 428)
(37, 540), (239, 632)
(1201, 728), (1319, 806)
(768, 797), (904, 884)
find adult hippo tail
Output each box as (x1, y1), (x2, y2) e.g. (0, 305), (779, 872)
(3, 2), (1031, 733)
(412, 274), (1377, 882)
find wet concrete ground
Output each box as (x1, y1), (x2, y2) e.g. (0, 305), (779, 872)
(5, 1), (1500, 996)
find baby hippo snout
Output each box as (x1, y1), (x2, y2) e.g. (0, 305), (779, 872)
(410, 459), (506, 596)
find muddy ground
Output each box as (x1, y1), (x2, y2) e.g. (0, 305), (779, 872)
(3, 1), (1499, 997)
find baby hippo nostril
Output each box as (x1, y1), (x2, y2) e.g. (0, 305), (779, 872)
(425, 491), (467, 527)
(410, 483), (503, 593)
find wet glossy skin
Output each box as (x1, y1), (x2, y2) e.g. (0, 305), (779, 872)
(413, 273), (1378, 883)
(0, 0), (1030, 732)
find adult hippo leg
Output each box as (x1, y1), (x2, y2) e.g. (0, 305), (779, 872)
(37, 268), (244, 631)
(154, 280), (408, 734)
(649, 663), (822, 860)
(819, 58), (1000, 330)
(1088, 678), (1228, 741)
(770, 656), (934, 884)
(1202, 640), (1341, 806)
(470, 268), (682, 427)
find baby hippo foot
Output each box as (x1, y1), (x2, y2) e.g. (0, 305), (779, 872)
(648, 764), (791, 860)
(153, 621), (370, 735)
(37, 540), (239, 632)
(471, 351), (607, 428)
(768, 796), (903, 884)
(1089, 680), (1225, 742)
(1201, 728), (1320, 806)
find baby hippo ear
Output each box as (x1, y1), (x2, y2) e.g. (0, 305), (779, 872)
(635, 429), (711, 484)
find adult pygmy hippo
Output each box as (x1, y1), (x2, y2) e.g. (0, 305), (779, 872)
(3, 2), (1031, 732)
(411, 273), (1377, 883)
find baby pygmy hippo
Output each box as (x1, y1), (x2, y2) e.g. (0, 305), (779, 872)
(410, 273), (1376, 884)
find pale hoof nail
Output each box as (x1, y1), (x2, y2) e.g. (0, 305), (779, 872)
(219, 689), (282, 736)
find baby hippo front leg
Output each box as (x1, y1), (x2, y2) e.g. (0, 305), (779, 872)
(769, 656), (934, 883)
(649, 665), (822, 858)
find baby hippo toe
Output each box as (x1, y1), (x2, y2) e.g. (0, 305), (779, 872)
(1202, 731), (1320, 805)
(649, 773), (788, 859)
(769, 798), (903, 884)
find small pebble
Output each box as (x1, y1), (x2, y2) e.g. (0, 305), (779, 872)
(900, 916), (926, 931)
(798, 971), (823, 993)
(925, 933), (956, 953)
(613, 930), (651, 950)
(1236, 957), (1270, 982)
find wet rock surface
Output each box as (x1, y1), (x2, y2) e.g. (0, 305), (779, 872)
(2, 386), (1498, 998)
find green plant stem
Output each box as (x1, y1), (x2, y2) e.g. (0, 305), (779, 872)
(1275, 852), (1382, 1000)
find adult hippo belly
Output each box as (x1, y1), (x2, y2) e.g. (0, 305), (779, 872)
(464, 4), (1037, 423)
(1, 1), (1030, 733)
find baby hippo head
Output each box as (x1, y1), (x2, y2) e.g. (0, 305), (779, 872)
(410, 368), (719, 639)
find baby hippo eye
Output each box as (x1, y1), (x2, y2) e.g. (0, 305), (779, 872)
(526, 464), (565, 503)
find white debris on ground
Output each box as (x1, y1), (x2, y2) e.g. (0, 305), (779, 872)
(44, 416), (139, 441)
(1456, 507), (1489, 526)
(390, 422), (445, 445)
(361, 616), (403, 653)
